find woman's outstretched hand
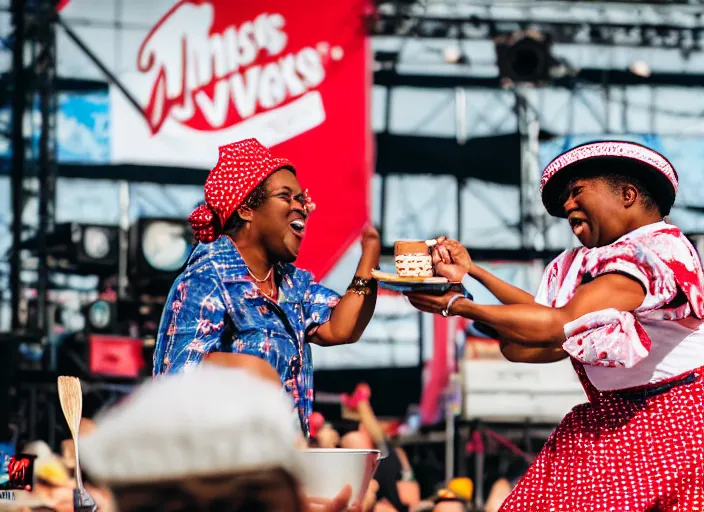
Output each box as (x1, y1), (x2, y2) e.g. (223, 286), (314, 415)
(432, 237), (473, 282)
(405, 290), (465, 316)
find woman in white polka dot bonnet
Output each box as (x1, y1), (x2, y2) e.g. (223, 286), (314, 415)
(405, 141), (704, 511)
(152, 138), (381, 439)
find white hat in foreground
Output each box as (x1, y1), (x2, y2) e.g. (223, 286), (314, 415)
(79, 366), (304, 486)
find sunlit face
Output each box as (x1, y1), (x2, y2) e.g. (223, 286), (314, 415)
(250, 169), (308, 263)
(561, 177), (631, 248)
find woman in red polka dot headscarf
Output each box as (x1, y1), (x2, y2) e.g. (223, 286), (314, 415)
(153, 138), (381, 438)
(405, 141), (704, 511)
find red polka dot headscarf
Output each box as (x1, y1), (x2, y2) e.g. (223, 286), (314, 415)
(189, 139), (295, 243)
(540, 140), (679, 218)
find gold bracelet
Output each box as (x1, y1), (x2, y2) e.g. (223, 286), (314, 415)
(347, 286), (371, 296)
(346, 276), (376, 295)
(351, 276), (374, 287)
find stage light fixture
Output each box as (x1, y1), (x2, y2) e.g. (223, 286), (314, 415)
(83, 299), (117, 334)
(87, 300), (111, 330)
(141, 221), (192, 273)
(82, 227), (112, 260)
(495, 30), (560, 85)
(20, 223), (120, 274)
(66, 224), (120, 266)
(630, 60), (651, 78)
(130, 219), (193, 291)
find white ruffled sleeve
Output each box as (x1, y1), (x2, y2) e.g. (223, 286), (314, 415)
(582, 240), (679, 313)
(535, 250), (580, 307)
(560, 240), (667, 368)
(534, 265), (554, 307)
(556, 226), (704, 368)
(562, 309), (652, 368)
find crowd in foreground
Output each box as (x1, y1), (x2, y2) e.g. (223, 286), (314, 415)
(9, 354), (480, 512)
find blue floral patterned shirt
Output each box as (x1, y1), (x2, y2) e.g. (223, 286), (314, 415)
(153, 235), (340, 436)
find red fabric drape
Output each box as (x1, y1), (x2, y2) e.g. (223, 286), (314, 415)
(419, 314), (460, 425)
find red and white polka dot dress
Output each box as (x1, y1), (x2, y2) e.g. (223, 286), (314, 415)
(500, 360), (704, 511)
(500, 222), (704, 511)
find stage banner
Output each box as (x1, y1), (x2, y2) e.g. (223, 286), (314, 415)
(110, 0), (373, 279)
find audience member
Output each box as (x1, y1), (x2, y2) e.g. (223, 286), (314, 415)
(79, 364), (374, 511)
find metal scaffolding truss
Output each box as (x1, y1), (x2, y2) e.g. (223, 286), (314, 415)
(517, 89), (551, 251)
(373, 80), (677, 255)
(7, 0), (58, 336)
(3, 0), (703, 266)
(376, 78), (704, 137)
(370, 0), (704, 255)
(376, 1), (704, 43)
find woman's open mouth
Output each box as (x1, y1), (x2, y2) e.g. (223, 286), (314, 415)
(568, 215), (588, 237)
(289, 219), (306, 238)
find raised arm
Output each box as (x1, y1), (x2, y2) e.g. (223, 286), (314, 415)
(433, 237), (534, 305)
(308, 226), (381, 346)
